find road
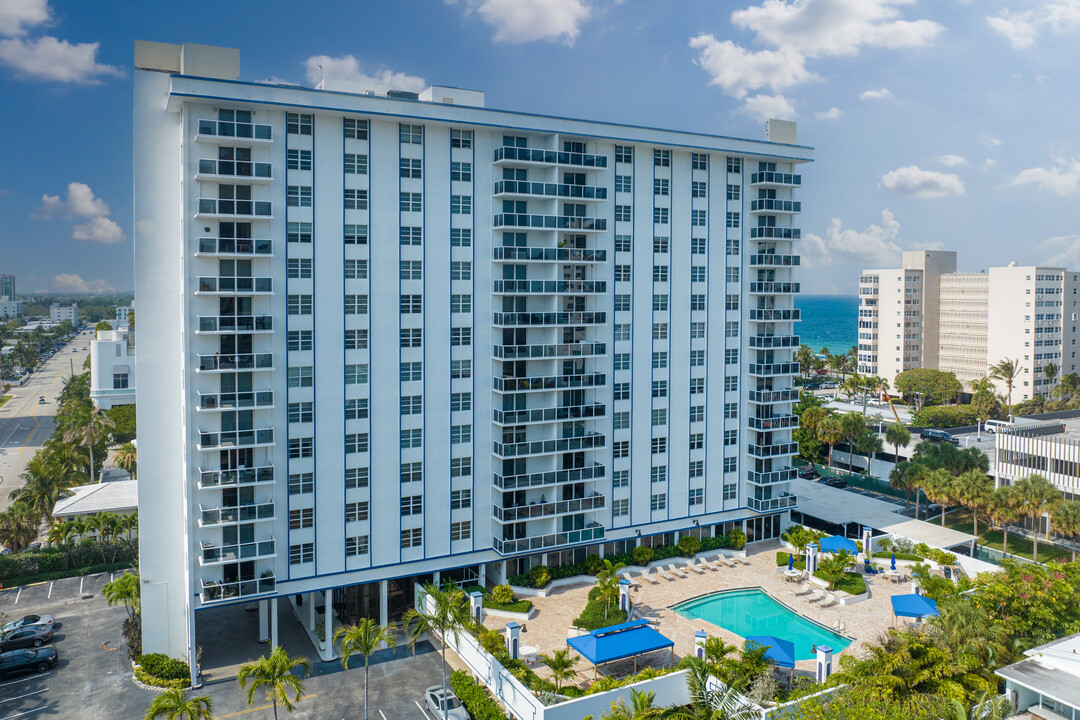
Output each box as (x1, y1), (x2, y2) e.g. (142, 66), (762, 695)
(0, 329), (93, 512)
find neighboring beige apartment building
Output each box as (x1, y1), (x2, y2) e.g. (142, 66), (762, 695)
(858, 252), (1080, 402)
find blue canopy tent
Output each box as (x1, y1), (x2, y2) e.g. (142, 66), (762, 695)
(745, 635), (795, 669)
(819, 535), (858, 554)
(891, 594), (939, 625)
(566, 620), (675, 677)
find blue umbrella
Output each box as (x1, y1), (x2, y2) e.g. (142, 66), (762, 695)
(788, 553), (794, 570)
(819, 535), (858, 554)
(891, 553), (896, 571)
(891, 594), (939, 622)
(745, 635), (796, 669)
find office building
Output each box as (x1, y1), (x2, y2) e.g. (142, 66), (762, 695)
(133, 41), (810, 675)
(49, 302), (78, 325)
(0, 274), (14, 301)
(90, 327), (135, 409)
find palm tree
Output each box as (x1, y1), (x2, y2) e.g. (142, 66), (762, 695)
(0, 503), (42, 553)
(47, 519), (79, 567)
(237, 646), (310, 720)
(670, 658), (758, 720)
(1053, 372), (1080, 401)
(602, 688), (667, 720)
(10, 456), (69, 524)
(539, 647), (579, 694)
(922, 468), (957, 526)
(885, 422), (910, 464)
(334, 618), (396, 720)
(1052, 500), (1080, 561)
(953, 470), (994, 537)
(103, 572), (141, 620)
(118, 512), (139, 547)
(889, 461), (918, 514)
(1043, 363), (1059, 396)
(816, 416), (845, 468)
(596, 558), (627, 619)
(1010, 474), (1062, 562)
(403, 583), (470, 720)
(989, 487), (1019, 555)
(929, 598), (1011, 671)
(62, 404), (114, 482)
(795, 345), (815, 380)
(115, 442), (138, 479)
(988, 358), (1021, 422)
(145, 687), (214, 720)
(816, 549), (855, 591)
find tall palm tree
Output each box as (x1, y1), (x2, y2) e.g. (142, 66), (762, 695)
(1010, 474), (1062, 562)
(115, 442), (138, 479)
(889, 461), (918, 515)
(103, 572), (141, 620)
(539, 647), (578, 694)
(953, 470), (993, 537)
(62, 404), (114, 482)
(1043, 363), (1059, 396)
(10, 456), (69, 524)
(145, 687), (214, 720)
(988, 358), (1021, 422)
(0, 503), (41, 553)
(922, 468), (958, 527)
(333, 618), (397, 720)
(118, 511), (139, 547)
(403, 583), (470, 720)
(795, 345), (815, 380)
(989, 487), (1019, 555)
(237, 646), (310, 720)
(1053, 372), (1080, 401)
(885, 422), (910, 464)
(1052, 500), (1080, 561)
(817, 416), (845, 468)
(47, 519), (79, 567)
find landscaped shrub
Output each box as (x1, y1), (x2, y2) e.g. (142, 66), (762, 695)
(122, 614), (142, 662)
(139, 653), (190, 680)
(728, 529), (747, 550)
(134, 666), (186, 690)
(528, 565), (551, 588)
(700, 534), (732, 551)
(450, 670), (511, 719)
(873, 551), (922, 561)
(631, 545), (655, 565)
(776, 551), (807, 570)
(812, 570), (867, 595)
(913, 543), (931, 558)
(490, 584), (515, 605)
(677, 535), (701, 558)
(0, 545), (137, 585)
(927, 549), (957, 565)
(584, 554), (604, 575)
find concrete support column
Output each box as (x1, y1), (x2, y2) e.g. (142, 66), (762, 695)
(324, 590), (333, 655)
(618, 579), (632, 616)
(505, 622), (520, 660)
(469, 591), (484, 625)
(433, 571), (440, 587)
(816, 645), (834, 683)
(258, 599), (269, 643)
(270, 597), (278, 648)
(695, 630), (707, 660)
(308, 591), (316, 630)
(478, 564), (487, 587)
(379, 581), (389, 626)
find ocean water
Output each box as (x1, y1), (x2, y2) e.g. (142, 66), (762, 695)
(795, 295), (859, 355)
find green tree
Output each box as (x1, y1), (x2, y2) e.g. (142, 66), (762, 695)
(103, 571), (141, 620)
(403, 583), (470, 720)
(796, 344), (815, 380)
(817, 416), (845, 468)
(671, 658), (758, 720)
(890, 461), (921, 515)
(893, 368), (963, 408)
(885, 422), (910, 463)
(988, 358), (1021, 422)
(95, 320), (113, 332)
(602, 688), (667, 720)
(1010, 474), (1061, 562)
(47, 519), (79, 566)
(1052, 372), (1080, 401)
(115, 442), (137, 479)
(9, 454), (70, 524)
(62, 404), (114, 483)
(1043, 363), (1059, 394)
(988, 487), (1019, 555)
(333, 618), (397, 720)
(816, 549), (855, 591)
(539, 647), (578, 694)
(921, 469), (958, 526)
(0, 503), (41, 553)
(1052, 500), (1080, 561)
(929, 597), (1012, 671)
(236, 646), (310, 720)
(145, 687), (213, 720)
(953, 470), (994, 536)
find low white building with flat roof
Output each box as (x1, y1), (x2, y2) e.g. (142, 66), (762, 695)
(997, 632), (1080, 720)
(49, 303), (78, 325)
(90, 327), (135, 409)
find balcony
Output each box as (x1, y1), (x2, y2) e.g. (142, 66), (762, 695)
(749, 308), (800, 321)
(493, 146), (607, 168)
(195, 119), (272, 144)
(200, 537), (276, 566)
(748, 362), (800, 377)
(492, 525), (605, 555)
(196, 277), (273, 295)
(493, 311), (605, 327)
(493, 246), (606, 264)
(493, 342), (606, 360)
(749, 199), (801, 213)
(750, 227), (800, 240)
(196, 353), (273, 373)
(196, 159), (273, 182)
(492, 280), (607, 295)
(493, 493), (606, 523)
(747, 414), (799, 431)
(493, 402), (605, 425)
(195, 237), (273, 257)
(200, 574), (276, 604)
(196, 316), (273, 334)
(493, 463), (605, 490)
(748, 493), (797, 512)
(196, 199), (272, 219)
(749, 282), (800, 294)
(493, 214), (606, 233)
(747, 467), (797, 485)
(199, 501), (276, 527)
(198, 465), (275, 489)
(747, 441), (798, 458)
(197, 390), (274, 412)
(493, 432), (605, 458)
(748, 335), (800, 349)
(750, 171), (801, 187)
(748, 254), (800, 268)
(197, 428), (274, 451)
(747, 388), (800, 404)
(493, 180), (607, 200)
(494, 373), (606, 393)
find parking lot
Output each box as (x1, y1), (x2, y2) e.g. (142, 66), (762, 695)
(0, 572), (451, 718)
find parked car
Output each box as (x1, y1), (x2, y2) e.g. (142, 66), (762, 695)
(821, 477), (848, 489)
(920, 429), (959, 445)
(797, 465), (817, 479)
(0, 648), (58, 678)
(425, 686), (469, 720)
(1, 615), (54, 634)
(0, 626), (53, 652)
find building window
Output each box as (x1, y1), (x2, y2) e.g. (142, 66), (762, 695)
(654, 149), (671, 167)
(288, 366), (313, 387)
(690, 405), (704, 422)
(653, 237), (669, 254)
(451, 425), (472, 444)
(652, 323), (668, 340)
(288, 330), (313, 351)
(345, 536), (369, 557)
(288, 472), (313, 495)
(345, 502), (370, 522)
(725, 321), (739, 337)
(450, 360), (471, 378)
(287, 294), (312, 315)
(692, 209), (707, 226)
(287, 222), (313, 243)
(288, 401), (313, 424)
(345, 295), (368, 315)
(652, 351), (668, 369)
(450, 392), (472, 411)
(726, 212), (740, 228)
(614, 353), (630, 370)
(451, 195), (472, 215)
(653, 295), (669, 312)
(616, 175), (632, 193)
(400, 158), (422, 179)
(726, 184), (740, 200)
(723, 457), (737, 473)
(401, 495), (423, 516)
(344, 259), (367, 279)
(345, 433), (369, 454)
(652, 408), (667, 426)
(615, 205), (632, 222)
(400, 295), (422, 314)
(401, 528), (423, 548)
(451, 327), (472, 346)
(401, 428), (422, 448)
(689, 488), (704, 506)
(288, 437), (314, 459)
(691, 322), (706, 339)
(451, 261), (472, 280)
(613, 470), (629, 487)
(400, 329), (422, 348)
(690, 349), (705, 367)
(400, 192), (422, 212)
(727, 238), (740, 255)
(691, 238), (706, 256)
(613, 499), (629, 517)
(344, 154), (368, 174)
(450, 521), (472, 541)
(726, 267), (740, 283)
(287, 258), (312, 279)
(613, 441), (629, 458)
(451, 228), (472, 247)
(725, 348), (739, 365)
(724, 403), (738, 419)
(451, 162), (472, 182)
(401, 395), (422, 415)
(113, 373), (129, 389)
(451, 295), (472, 314)
(287, 149), (312, 171)
(615, 235), (632, 253)
(726, 295), (739, 311)
(614, 411), (630, 430)
(615, 145), (633, 163)
(344, 118), (368, 139)
(651, 493), (667, 511)
(287, 186), (312, 207)
(726, 157), (741, 173)
(400, 462), (422, 484)
(344, 329), (368, 350)
(690, 378), (705, 395)
(653, 266), (669, 282)
(690, 433), (704, 450)
(451, 457), (472, 477)
(724, 376), (738, 392)
(345, 398), (369, 420)
(400, 260), (423, 281)
(344, 224), (367, 245)
(689, 461), (704, 478)
(450, 489), (472, 509)
(653, 207), (669, 224)
(400, 124), (423, 144)
(723, 484), (737, 500)
(692, 153), (708, 170)
(652, 380), (667, 398)
(615, 265), (631, 282)
(614, 324), (631, 341)
(344, 189), (368, 210)
(615, 294), (631, 312)
(692, 181), (707, 199)
(614, 382), (630, 401)
(652, 437), (668, 455)
(451, 128), (473, 148)
(691, 294), (706, 311)
(286, 113), (312, 135)
(654, 178), (669, 196)
(289, 543), (314, 565)
(345, 364), (369, 384)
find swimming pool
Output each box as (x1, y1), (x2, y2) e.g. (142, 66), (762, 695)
(673, 588), (851, 661)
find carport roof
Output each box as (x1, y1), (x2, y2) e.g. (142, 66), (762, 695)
(791, 478), (977, 550)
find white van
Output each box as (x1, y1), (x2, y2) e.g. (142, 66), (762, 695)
(983, 420), (1011, 433)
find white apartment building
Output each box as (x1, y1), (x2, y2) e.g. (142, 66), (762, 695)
(133, 41), (810, 675)
(90, 327), (135, 409)
(0, 274), (14, 301)
(49, 302), (78, 325)
(116, 305), (134, 323)
(859, 252), (1080, 400)
(0, 300), (22, 318)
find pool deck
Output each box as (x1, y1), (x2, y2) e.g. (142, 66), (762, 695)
(481, 539), (919, 683)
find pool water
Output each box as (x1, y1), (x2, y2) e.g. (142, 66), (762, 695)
(673, 588), (851, 661)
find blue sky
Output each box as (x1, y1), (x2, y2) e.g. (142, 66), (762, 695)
(2, 0), (1080, 295)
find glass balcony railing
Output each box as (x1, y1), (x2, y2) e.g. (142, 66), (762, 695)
(493, 432), (605, 458)
(747, 441), (798, 458)
(196, 237), (272, 256)
(749, 282), (800, 294)
(196, 353), (273, 372)
(747, 468), (797, 485)
(197, 391), (274, 411)
(199, 501), (276, 527)
(196, 119), (272, 142)
(198, 465), (275, 489)
(749, 308), (800, 321)
(747, 388), (800, 404)
(492, 280), (607, 294)
(492, 525), (605, 555)
(493, 246), (606, 263)
(493, 402), (605, 425)
(494, 373), (606, 392)
(200, 537), (276, 565)
(493, 342), (606, 359)
(493, 214), (606, 232)
(748, 335), (800, 349)
(748, 362), (800, 376)
(748, 494), (797, 512)
(493, 179), (607, 201)
(749, 199), (801, 213)
(196, 316), (273, 333)
(196, 199), (273, 218)
(196, 159), (273, 180)
(492, 462), (605, 490)
(493, 146), (607, 168)
(196, 277), (273, 294)
(748, 254), (800, 267)
(750, 227), (800, 239)
(200, 574), (275, 603)
(750, 171), (801, 187)
(197, 428), (274, 451)
(493, 311), (605, 327)
(493, 494), (605, 522)
(747, 414), (799, 430)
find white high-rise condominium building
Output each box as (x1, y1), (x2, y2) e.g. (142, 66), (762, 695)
(858, 251), (1079, 400)
(133, 41), (810, 674)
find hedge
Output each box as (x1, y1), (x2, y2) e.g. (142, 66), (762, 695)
(0, 560), (136, 588)
(139, 653), (190, 680)
(776, 552), (807, 570)
(873, 551), (922, 561)
(450, 669), (509, 720)
(483, 598), (533, 614)
(0, 544), (137, 584)
(813, 570), (867, 596)
(573, 587), (628, 631)
(134, 666), (187, 690)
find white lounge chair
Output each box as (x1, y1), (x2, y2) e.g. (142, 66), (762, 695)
(621, 572), (640, 587)
(687, 560), (705, 574)
(697, 557), (717, 572)
(642, 567), (661, 584)
(735, 555), (752, 566)
(839, 622), (846, 633)
(819, 594), (838, 609)
(716, 555), (736, 568)
(657, 566), (677, 581)
(668, 564), (688, 578)
(791, 583), (813, 597)
(806, 589), (826, 604)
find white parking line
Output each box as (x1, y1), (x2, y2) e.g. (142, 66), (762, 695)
(14, 587), (20, 604)
(46, 583), (52, 599)
(0, 673), (49, 688)
(78, 577), (83, 596)
(414, 700), (432, 719)
(0, 707), (47, 719)
(379, 712), (389, 720)
(0, 689), (46, 704)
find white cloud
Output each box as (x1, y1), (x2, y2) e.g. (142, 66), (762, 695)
(1009, 158), (1080, 196)
(938, 154), (967, 166)
(801, 209), (905, 268)
(34, 182), (109, 219)
(303, 54), (425, 94)
(0, 35), (121, 83)
(1039, 234), (1080, 267)
(987, 9), (1037, 47)
(452, 0), (592, 44)
(740, 93), (797, 120)
(988, 2), (1080, 48)
(72, 216), (124, 244)
(50, 273), (114, 294)
(859, 87), (894, 100)
(880, 166), (966, 198)
(688, 35), (814, 99)
(0, 0), (50, 37)
(814, 106), (843, 120)
(979, 133), (1002, 147)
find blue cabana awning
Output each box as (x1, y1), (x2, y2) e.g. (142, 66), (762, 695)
(745, 635), (796, 669)
(891, 594), (939, 619)
(566, 620), (674, 666)
(819, 535), (858, 554)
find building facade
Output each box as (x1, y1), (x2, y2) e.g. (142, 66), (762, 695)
(0, 300), (22, 318)
(0, 274), (14, 301)
(133, 41), (810, 673)
(90, 327), (135, 409)
(49, 303), (78, 325)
